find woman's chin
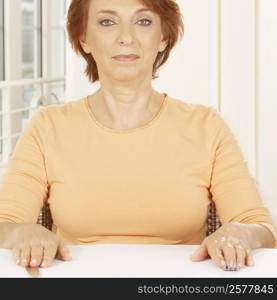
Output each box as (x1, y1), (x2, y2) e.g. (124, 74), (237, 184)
(110, 71), (142, 81)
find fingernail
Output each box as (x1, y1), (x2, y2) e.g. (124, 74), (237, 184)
(41, 260), (47, 267)
(231, 261), (236, 270)
(229, 260), (233, 270)
(190, 249), (200, 258)
(225, 262), (230, 271)
(249, 258), (255, 266)
(16, 259), (20, 265)
(221, 260), (226, 268)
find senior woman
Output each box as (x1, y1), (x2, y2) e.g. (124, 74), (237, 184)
(0, 0), (277, 272)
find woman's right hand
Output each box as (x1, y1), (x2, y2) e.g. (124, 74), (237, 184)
(6, 223), (72, 268)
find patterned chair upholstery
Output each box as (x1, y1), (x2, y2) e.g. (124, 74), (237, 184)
(37, 201), (222, 236)
(206, 201), (222, 235)
(37, 203), (53, 231)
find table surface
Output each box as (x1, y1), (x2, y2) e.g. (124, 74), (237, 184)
(0, 244), (276, 278)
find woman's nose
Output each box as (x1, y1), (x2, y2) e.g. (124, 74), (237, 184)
(117, 25), (135, 45)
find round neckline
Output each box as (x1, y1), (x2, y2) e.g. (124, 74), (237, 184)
(84, 92), (168, 134)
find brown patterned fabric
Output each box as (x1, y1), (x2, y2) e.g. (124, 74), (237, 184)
(206, 201), (222, 236)
(37, 202), (53, 231)
(37, 201), (222, 236)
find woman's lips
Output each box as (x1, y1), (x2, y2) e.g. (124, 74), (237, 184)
(112, 54), (140, 61)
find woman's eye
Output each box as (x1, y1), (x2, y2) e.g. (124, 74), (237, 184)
(138, 18), (152, 26)
(99, 19), (114, 26)
(99, 18), (152, 26)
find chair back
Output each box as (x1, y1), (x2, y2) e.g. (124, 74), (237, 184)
(37, 203), (53, 231)
(206, 201), (222, 235)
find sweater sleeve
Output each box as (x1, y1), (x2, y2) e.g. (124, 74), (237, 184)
(0, 108), (49, 224)
(208, 107), (277, 248)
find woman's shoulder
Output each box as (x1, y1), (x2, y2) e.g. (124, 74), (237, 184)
(167, 95), (220, 121)
(39, 96), (85, 116)
(29, 96), (87, 135)
(32, 96), (88, 128)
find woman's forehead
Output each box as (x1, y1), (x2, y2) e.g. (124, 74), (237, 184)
(88, 0), (156, 17)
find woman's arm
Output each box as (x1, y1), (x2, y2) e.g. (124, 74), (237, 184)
(0, 222), (18, 249)
(190, 222), (275, 271)
(247, 223), (276, 249)
(0, 108), (49, 224)
(190, 107), (277, 271)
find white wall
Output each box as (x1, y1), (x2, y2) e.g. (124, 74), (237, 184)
(257, 0), (277, 222)
(65, 0), (277, 222)
(65, 0), (98, 101)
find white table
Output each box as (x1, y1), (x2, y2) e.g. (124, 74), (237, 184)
(0, 244), (277, 278)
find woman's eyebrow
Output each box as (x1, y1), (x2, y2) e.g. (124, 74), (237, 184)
(96, 8), (153, 16)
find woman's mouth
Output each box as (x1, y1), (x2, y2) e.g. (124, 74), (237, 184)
(112, 54), (140, 62)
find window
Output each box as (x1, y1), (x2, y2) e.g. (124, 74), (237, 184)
(0, 0), (67, 174)
(50, 0), (66, 77)
(49, 0), (67, 103)
(22, 0), (42, 79)
(21, 0), (42, 120)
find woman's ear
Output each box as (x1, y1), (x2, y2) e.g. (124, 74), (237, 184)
(158, 37), (168, 53)
(79, 34), (91, 54)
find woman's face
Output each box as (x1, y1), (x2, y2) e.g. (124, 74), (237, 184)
(80, 0), (167, 82)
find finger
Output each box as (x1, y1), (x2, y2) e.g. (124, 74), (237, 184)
(12, 247), (21, 266)
(245, 248), (255, 267)
(222, 242), (237, 271)
(55, 240), (72, 261)
(41, 244), (58, 268)
(206, 245), (226, 270)
(190, 244), (209, 261)
(20, 245), (31, 267)
(29, 245), (44, 267)
(26, 266), (40, 277)
(234, 244), (246, 270)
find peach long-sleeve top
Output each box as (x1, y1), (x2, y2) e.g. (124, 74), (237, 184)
(1, 93), (277, 247)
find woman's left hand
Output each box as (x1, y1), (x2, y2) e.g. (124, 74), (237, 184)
(189, 222), (255, 271)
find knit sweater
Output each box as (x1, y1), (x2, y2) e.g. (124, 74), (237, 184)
(1, 93), (276, 247)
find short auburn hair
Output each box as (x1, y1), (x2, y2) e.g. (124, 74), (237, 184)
(66, 0), (184, 83)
